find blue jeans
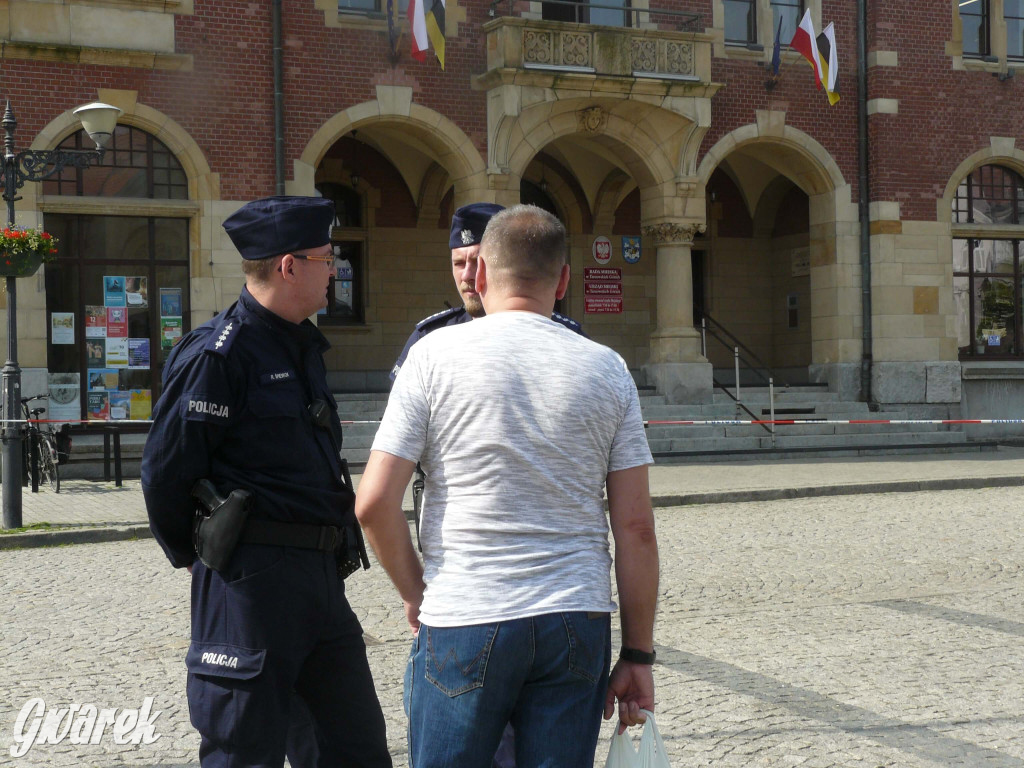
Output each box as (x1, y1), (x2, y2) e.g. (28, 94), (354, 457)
(404, 611), (611, 768)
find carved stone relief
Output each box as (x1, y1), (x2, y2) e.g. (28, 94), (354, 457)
(641, 222), (707, 246)
(561, 32), (591, 67)
(665, 42), (694, 76)
(524, 29), (553, 65)
(631, 39), (657, 72)
(577, 106), (607, 133)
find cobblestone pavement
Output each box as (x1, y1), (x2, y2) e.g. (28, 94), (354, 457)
(13, 445), (1024, 529)
(2, 486), (1023, 766)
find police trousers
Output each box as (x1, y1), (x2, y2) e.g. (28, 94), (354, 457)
(185, 544), (392, 768)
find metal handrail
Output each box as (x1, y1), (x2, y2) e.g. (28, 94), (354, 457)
(699, 311), (793, 389)
(710, 373), (771, 433)
(488, 0), (701, 30)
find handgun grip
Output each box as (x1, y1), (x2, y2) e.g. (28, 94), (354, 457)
(192, 479), (227, 513)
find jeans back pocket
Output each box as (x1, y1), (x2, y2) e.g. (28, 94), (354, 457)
(424, 624), (498, 697)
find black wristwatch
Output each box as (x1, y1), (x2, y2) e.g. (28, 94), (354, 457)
(619, 647), (656, 665)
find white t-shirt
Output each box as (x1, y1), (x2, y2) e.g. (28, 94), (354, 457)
(372, 311), (653, 627)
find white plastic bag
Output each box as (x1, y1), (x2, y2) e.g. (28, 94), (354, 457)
(603, 710), (670, 768)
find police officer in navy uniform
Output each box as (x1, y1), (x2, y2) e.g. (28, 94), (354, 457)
(391, 202), (583, 383)
(142, 196), (392, 768)
(390, 202), (584, 768)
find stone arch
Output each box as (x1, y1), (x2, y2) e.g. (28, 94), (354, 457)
(697, 122), (858, 380)
(752, 174), (804, 237)
(592, 170), (635, 232)
(521, 156), (589, 234)
(32, 96), (218, 203)
(295, 97), (488, 204)
(503, 98), (679, 191)
(939, 140), (1024, 222)
(415, 163), (451, 229)
(697, 123), (846, 198)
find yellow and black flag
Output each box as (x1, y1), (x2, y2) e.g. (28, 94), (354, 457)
(409, 0), (445, 69)
(425, 0), (446, 70)
(816, 22), (840, 105)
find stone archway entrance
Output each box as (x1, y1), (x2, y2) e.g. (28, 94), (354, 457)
(698, 122), (857, 399)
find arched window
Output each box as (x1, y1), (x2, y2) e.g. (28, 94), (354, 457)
(952, 164), (1024, 358)
(42, 125), (192, 421)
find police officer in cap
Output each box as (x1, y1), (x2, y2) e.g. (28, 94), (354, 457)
(142, 196), (392, 768)
(390, 202), (583, 383)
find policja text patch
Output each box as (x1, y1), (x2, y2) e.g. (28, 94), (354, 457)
(181, 394), (231, 423)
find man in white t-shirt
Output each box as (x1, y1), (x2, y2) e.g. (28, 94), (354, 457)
(356, 204), (659, 767)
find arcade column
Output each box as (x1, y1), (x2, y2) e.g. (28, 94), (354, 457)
(642, 221), (713, 404)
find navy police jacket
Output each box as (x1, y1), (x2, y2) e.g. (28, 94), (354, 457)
(142, 287), (352, 569)
(390, 306), (584, 382)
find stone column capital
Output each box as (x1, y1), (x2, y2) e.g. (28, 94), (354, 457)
(641, 221), (706, 247)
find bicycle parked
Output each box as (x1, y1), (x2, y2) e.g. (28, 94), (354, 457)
(21, 394), (68, 493)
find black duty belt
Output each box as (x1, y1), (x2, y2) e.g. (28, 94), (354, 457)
(239, 518), (341, 551)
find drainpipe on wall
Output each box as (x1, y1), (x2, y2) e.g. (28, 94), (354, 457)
(857, 0), (875, 407)
(273, 0), (286, 195)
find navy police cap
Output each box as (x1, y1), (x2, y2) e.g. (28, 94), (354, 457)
(449, 203), (504, 249)
(223, 196), (335, 260)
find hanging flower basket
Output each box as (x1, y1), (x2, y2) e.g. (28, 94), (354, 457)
(0, 227), (59, 278)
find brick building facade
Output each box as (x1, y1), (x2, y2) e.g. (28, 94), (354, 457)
(0, 0), (1021, 422)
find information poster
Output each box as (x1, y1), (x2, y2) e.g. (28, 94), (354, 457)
(130, 389), (152, 420)
(104, 276), (126, 307)
(161, 317), (183, 350)
(160, 287), (182, 316)
(85, 305), (107, 338)
(128, 338), (151, 369)
(86, 340), (105, 368)
(125, 276), (149, 308)
(88, 369), (119, 391)
(51, 313), (75, 345)
(87, 391), (110, 421)
(106, 338), (129, 368)
(109, 391), (130, 420)
(106, 307), (128, 338)
(47, 373), (80, 422)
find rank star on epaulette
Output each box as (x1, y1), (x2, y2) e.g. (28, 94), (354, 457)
(214, 323), (234, 349)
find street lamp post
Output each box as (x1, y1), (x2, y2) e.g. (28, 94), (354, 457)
(1, 100), (121, 529)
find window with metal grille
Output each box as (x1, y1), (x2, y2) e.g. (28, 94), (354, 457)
(952, 165), (1024, 358)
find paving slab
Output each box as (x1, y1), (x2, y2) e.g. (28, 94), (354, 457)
(2, 486), (1022, 766)
(5, 447), (1024, 546)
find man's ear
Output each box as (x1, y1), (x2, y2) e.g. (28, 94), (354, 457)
(278, 253), (296, 281)
(554, 263), (570, 300)
(475, 254), (488, 296)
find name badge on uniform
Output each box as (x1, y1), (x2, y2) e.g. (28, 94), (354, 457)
(259, 370), (295, 385)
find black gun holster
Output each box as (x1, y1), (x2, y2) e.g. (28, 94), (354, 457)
(192, 479), (252, 573)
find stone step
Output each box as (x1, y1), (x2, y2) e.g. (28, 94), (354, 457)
(643, 421), (960, 440)
(647, 430), (969, 455)
(712, 390), (840, 404)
